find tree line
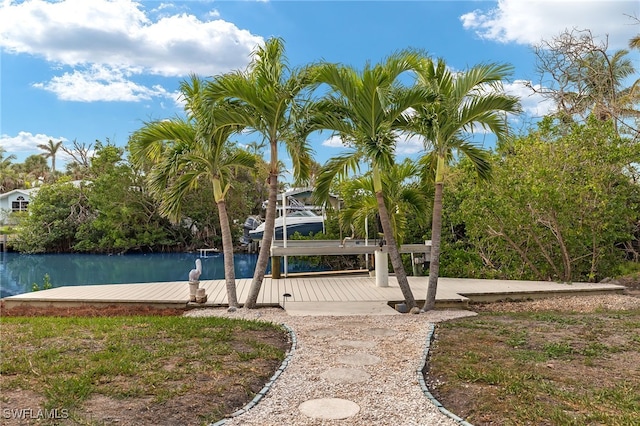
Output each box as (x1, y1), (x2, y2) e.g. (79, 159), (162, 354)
(1, 30), (638, 311)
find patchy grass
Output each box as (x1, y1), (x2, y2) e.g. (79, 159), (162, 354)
(0, 311), (289, 426)
(427, 308), (640, 426)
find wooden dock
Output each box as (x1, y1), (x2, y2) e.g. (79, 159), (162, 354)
(1, 275), (626, 312)
(197, 248), (220, 258)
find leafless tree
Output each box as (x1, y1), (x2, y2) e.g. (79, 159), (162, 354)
(62, 139), (93, 178)
(528, 28), (639, 138)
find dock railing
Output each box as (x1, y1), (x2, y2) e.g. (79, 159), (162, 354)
(266, 239), (431, 279)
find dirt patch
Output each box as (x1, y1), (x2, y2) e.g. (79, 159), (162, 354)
(616, 273), (640, 297)
(0, 302), (186, 317)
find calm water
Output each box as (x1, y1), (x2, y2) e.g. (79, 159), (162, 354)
(0, 252), (321, 298)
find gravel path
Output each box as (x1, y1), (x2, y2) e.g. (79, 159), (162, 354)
(185, 293), (640, 425)
(185, 307), (476, 426)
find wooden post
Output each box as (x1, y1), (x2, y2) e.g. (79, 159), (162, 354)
(271, 256), (281, 279)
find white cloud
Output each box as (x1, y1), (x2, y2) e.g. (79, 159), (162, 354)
(0, 131), (67, 153)
(321, 135), (347, 148)
(32, 65), (178, 102)
(320, 132), (424, 157)
(0, 0), (263, 101)
(395, 133), (424, 156)
(0, 132), (93, 167)
(504, 80), (556, 118)
(461, 0), (638, 49)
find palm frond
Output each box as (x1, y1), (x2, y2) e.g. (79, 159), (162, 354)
(313, 151), (363, 205)
(455, 140), (492, 181)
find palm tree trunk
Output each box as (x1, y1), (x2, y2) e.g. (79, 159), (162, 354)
(217, 199), (239, 308)
(245, 172), (279, 308)
(423, 181), (443, 311)
(375, 190), (416, 309)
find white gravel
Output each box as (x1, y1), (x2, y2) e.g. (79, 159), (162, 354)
(185, 307), (477, 426)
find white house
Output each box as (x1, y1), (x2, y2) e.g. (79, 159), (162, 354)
(0, 188), (39, 224)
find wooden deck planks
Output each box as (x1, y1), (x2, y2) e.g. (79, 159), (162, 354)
(2, 276), (627, 310)
(291, 278), (311, 302)
(323, 277), (347, 301)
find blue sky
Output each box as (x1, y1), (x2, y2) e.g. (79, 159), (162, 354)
(1, 0), (638, 179)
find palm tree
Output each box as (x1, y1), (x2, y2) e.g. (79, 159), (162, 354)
(130, 75), (255, 309)
(22, 154), (49, 186)
(412, 58), (521, 311)
(339, 159), (430, 245)
(204, 38), (313, 309)
(309, 51), (434, 310)
(38, 139), (63, 176)
(0, 147), (18, 192)
(578, 49), (636, 133)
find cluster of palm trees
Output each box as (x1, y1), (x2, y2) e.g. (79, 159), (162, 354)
(129, 37), (520, 312)
(0, 140), (64, 192)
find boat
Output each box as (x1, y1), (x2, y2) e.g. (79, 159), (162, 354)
(248, 210), (324, 240)
(240, 215), (263, 246)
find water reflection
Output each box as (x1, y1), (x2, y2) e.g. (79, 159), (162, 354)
(0, 252), (289, 298)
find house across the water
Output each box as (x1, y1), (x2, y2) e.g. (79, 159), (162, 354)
(0, 188), (39, 224)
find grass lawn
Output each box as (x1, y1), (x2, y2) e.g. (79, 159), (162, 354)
(427, 306), (640, 425)
(0, 308), (289, 426)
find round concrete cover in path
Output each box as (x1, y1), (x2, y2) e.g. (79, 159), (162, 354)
(309, 328), (337, 337)
(364, 327), (396, 337)
(321, 367), (371, 383)
(333, 339), (376, 349)
(299, 398), (360, 420)
(337, 352), (381, 365)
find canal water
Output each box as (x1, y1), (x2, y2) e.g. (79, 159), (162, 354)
(0, 252), (321, 298)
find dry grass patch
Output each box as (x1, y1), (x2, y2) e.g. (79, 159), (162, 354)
(427, 295), (640, 426)
(0, 307), (289, 426)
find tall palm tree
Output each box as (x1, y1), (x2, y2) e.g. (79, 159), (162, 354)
(38, 139), (63, 176)
(309, 51), (434, 310)
(204, 38), (313, 309)
(412, 58), (520, 311)
(130, 75), (255, 309)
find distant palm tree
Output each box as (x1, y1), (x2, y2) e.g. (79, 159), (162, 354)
(130, 75), (255, 309)
(412, 58), (521, 311)
(65, 161), (87, 180)
(580, 49), (636, 130)
(22, 154), (49, 185)
(204, 38), (313, 309)
(309, 51), (434, 309)
(38, 139), (63, 176)
(0, 147), (18, 192)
